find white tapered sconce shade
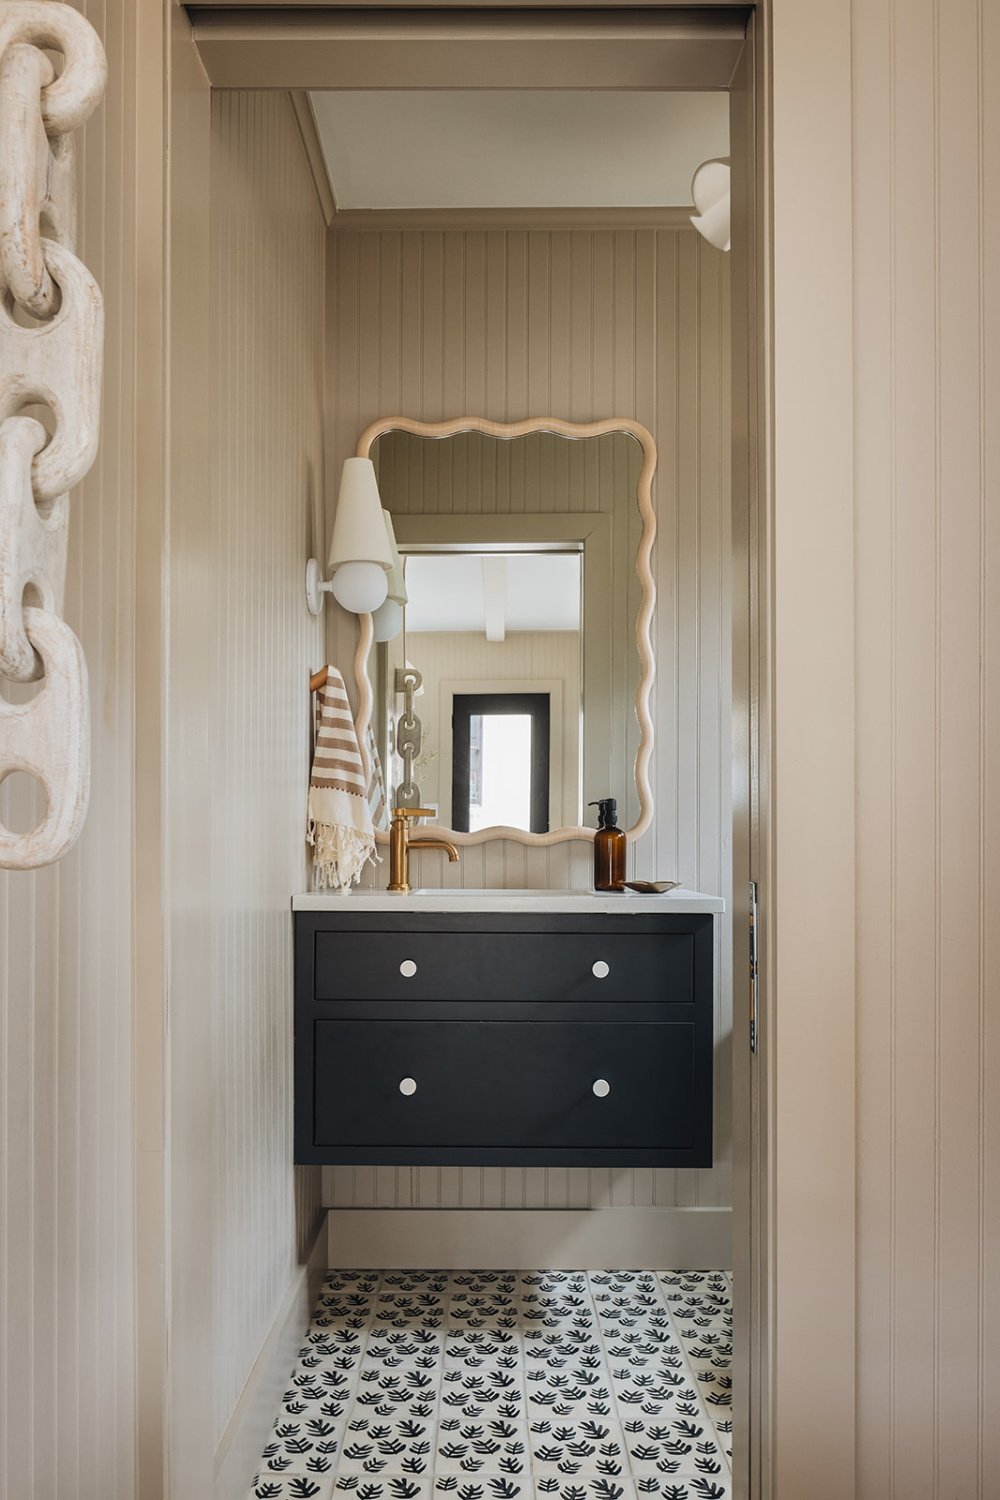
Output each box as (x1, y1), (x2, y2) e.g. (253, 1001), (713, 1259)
(371, 509), (408, 642)
(306, 458), (393, 616)
(328, 459), (392, 571)
(690, 158), (731, 253)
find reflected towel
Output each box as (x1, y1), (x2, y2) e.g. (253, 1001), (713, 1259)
(308, 667), (376, 890)
(365, 724), (389, 832)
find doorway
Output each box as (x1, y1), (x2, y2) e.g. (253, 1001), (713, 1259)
(174, 8), (765, 1499)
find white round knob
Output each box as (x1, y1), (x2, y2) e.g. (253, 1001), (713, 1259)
(592, 960), (610, 979)
(399, 1077), (417, 1096)
(399, 959), (417, 977)
(592, 1078), (611, 1098)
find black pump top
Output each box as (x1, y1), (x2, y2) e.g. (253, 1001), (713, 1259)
(589, 798), (619, 830)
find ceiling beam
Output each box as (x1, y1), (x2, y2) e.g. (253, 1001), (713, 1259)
(187, 8), (749, 91)
(482, 558), (507, 643)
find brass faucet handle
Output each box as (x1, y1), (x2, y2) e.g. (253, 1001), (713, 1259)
(392, 807), (435, 821)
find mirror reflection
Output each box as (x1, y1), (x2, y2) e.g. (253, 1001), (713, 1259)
(393, 549), (580, 832)
(363, 421), (654, 843)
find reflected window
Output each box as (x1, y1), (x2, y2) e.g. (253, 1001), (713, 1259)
(452, 693), (550, 834)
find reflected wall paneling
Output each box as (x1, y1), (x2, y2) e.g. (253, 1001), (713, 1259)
(323, 226), (732, 1217)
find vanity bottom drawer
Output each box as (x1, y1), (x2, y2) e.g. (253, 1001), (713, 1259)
(312, 1017), (705, 1161)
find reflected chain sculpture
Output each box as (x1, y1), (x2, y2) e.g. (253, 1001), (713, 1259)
(0, 2), (105, 867)
(393, 665), (423, 810)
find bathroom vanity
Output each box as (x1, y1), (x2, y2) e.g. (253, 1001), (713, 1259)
(293, 890), (723, 1169)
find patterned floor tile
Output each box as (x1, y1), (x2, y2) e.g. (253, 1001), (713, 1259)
(250, 1476), (337, 1500)
(533, 1477), (637, 1500)
(246, 1271), (732, 1500)
(381, 1273), (451, 1291)
(529, 1422), (626, 1478)
(335, 1474), (436, 1500)
(432, 1478), (531, 1500)
(435, 1425), (528, 1475)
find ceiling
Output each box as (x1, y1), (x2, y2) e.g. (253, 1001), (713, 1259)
(404, 553), (582, 636)
(309, 89), (730, 210)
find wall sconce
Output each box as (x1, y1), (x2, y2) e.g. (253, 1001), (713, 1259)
(371, 510), (408, 643)
(690, 158), (731, 253)
(305, 457), (393, 616)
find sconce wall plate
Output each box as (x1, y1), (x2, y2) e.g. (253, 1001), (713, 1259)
(305, 557), (327, 616)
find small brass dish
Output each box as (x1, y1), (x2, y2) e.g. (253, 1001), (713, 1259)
(623, 879), (682, 894)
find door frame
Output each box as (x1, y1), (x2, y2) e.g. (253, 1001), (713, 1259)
(152, 4), (860, 1496)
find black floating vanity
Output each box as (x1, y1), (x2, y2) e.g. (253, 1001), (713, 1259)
(293, 892), (722, 1169)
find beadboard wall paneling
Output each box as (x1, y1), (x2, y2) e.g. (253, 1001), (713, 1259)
(852, 2), (1000, 1494)
(205, 90), (326, 1449)
(0, 1), (141, 1495)
(322, 227), (732, 1215)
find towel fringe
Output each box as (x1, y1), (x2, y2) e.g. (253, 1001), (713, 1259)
(308, 817), (376, 891)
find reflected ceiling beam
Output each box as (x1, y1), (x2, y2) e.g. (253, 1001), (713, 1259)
(187, 8), (750, 91)
(482, 558), (507, 643)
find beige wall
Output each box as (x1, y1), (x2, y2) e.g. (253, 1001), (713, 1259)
(203, 88), (327, 1449)
(145, 72), (330, 1488)
(323, 225), (734, 1219)
(765, 0), (1000, 1493)
(850, 1), (999, 1494)
(1, 21), (328, 1500)
(0, 0), (143, 1494)
(763, 0), (860, 1487)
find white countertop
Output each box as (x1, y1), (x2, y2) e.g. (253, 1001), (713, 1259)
(292, 887), (725, 914)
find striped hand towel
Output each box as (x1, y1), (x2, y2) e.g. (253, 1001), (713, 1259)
(307, 667), (376, 890)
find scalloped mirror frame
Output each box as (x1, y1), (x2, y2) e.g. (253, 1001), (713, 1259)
(351, 415), (656, 847)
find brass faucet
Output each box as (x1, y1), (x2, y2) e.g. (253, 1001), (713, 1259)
(388, 807), (460, 892)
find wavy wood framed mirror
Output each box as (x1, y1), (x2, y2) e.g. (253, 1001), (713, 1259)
(352, 416), (656, 847)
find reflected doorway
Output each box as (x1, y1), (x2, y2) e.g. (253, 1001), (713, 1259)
(451, 691), (551, 834)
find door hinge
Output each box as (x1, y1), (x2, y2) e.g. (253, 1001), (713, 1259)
(749, 879), (759, 1054)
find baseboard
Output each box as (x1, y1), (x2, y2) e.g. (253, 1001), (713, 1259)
(214, 1217), (328, 1500)
(327, 1207), (732, 1270)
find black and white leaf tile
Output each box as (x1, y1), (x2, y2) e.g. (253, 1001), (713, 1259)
(248, 1272), (733, 1500)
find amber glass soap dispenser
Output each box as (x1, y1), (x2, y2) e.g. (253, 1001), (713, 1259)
(590, 798), (626, 892)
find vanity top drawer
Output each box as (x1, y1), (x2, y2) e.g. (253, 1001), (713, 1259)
(307, 921), (699, 1004)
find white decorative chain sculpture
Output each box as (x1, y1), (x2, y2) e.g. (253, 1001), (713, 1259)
(0, 2), (106, 867)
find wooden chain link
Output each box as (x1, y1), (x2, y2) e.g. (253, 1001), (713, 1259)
(0, 2), (105, 868)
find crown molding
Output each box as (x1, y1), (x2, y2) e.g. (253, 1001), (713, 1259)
(327, 205), (695, 230)
(289, 90), (337, 223)
(189, 8), (748, 90)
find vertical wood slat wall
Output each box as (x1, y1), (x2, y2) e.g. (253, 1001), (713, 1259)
(206, 90), (326, 1449)
(852, 2), (1000, 1494)
(323, 226), (732, 1217)
(0, 1), (139, 1496)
